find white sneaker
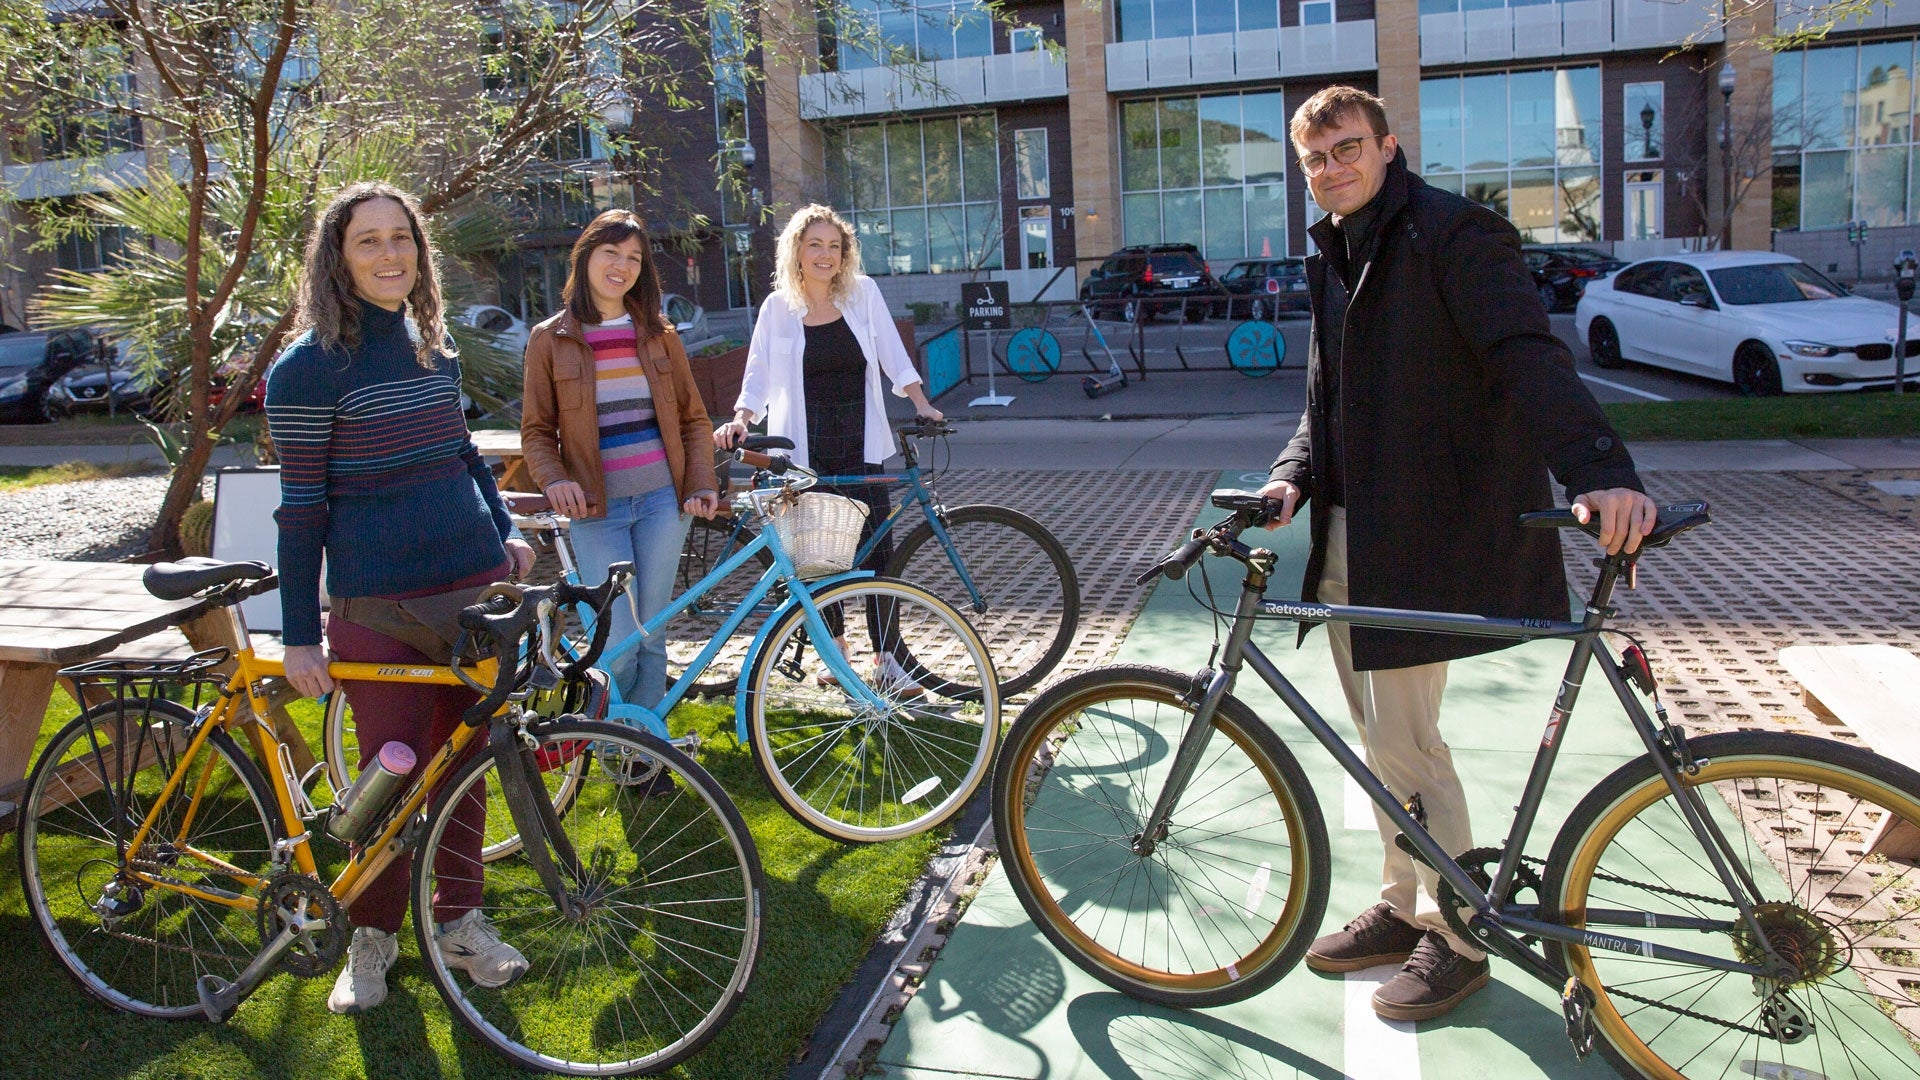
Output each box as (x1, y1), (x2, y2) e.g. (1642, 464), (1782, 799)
(435, 910), (529, 988)
(328, 926), (398, 1015)
(871, 653), (925, 698)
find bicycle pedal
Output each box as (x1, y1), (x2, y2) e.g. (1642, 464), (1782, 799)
(1561, 977), (1596, 1059)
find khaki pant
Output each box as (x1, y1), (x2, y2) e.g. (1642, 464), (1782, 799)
(1321, 507), (1483, 960)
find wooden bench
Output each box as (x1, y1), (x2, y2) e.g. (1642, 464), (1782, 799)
(1778, 644), (1920, 857)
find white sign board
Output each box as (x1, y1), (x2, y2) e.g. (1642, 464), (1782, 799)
(211, 466), (325, 635)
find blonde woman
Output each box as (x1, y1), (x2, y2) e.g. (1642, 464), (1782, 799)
(715, 204), (941, 675)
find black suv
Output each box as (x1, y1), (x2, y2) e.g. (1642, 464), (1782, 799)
(0, 327), (97, 423)
(1218, 258), (1309, 319)
(1080, 243), (1218, 323)
(1524, 245), (1626, 313)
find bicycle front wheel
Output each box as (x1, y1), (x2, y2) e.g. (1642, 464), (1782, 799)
(19, 696), (282, 1018)
(886, 505), (1079, 699)
(992, 665), (1330, 1008)
(323, 687), (586, 862)
(665, 515), (776, 697)
(414, 718), (764, 1077)
(745, 576), (1000, 842)
(1544, 731), (1920, 1080)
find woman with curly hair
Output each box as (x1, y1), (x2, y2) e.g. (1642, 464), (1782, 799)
(266, 180), (536, 1017)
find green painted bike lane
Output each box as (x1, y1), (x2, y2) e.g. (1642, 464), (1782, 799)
(872, 477), (1702, 1079)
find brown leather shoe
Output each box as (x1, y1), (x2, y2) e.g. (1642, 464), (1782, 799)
(1304, 902), (1425, 973)
(1371, 931), (1491, 1021)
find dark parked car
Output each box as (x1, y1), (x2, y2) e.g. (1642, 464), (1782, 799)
(1217, 258), (1309, 320)
(1524, 245), (1626, 313)
(1079, 243), (1217, 323)
(0, 328), (97, 423)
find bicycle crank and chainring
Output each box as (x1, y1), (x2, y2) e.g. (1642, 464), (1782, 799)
(1437, 846), (1545, 945)
(255, 873), (346, 977)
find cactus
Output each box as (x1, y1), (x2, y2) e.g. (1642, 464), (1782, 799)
(179, 499), (216, 557)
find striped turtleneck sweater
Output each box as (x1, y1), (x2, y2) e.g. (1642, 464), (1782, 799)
(581, 314), (673, 501)
(266, 300), (515, 646)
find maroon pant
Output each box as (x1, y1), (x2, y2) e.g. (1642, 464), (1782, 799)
(327, 615), (487, 933)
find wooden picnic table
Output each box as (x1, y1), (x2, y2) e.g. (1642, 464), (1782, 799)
(471, 429), (532, 492)
(0, 559), (313, 827)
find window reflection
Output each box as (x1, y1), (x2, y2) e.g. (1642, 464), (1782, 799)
(1419, 66), (1602, 242)
(1118, 90), (1291, 258)
(826, 115), (1002, 274)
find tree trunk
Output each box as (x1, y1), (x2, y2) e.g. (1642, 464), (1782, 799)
(146, 431), (218, 559)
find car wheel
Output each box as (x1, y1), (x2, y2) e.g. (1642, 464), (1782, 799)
(1123, 298), (1143, 324)
(1538, 282), (1560, 313)
(1183, 304), (1206, 324)
(1250, 298), (1268, 322)
(1733, 341), (1783, 397)
(1588, 318), (1624, 370)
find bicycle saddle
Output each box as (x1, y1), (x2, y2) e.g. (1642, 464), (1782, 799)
(1519, 501), (1711, 551)
(143, 557), (274, 601)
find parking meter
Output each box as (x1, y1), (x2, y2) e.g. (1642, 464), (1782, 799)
(1898, 251), (1917, 394)
(1898, 250), (1917, 303)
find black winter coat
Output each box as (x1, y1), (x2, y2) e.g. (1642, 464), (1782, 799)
(1269, 149), (1643, 671)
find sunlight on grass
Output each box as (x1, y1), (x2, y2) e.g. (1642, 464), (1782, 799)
(2, 691), (939, 1079)
(0, 461), (161, 492)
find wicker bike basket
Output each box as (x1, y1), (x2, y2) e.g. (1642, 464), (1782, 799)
(768, 492), (871, 579)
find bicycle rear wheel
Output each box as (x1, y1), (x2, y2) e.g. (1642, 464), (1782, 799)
(1544, 731), (1920, 1080)
(886, 505), (1079, 699)
(744, 576), (999, 842)
(322, 686), (587, 862)
(665, 515), (776, 697)
(992, 665), (1329, 1008)
(18, 696), (282, 1018)
(414, 718), (763, 1077)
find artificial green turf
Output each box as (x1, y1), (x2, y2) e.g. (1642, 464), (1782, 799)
(1604, 392), (1920, 441)
(2, 693), (938, 1079)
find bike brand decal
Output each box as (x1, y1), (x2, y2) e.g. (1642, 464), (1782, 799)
(1260, 601), (1330, 621)
(1541, 707), (1570, 747)
(1582, 930), (1653, 957)
(1522, 618), (1552, 629)
(376, 666), (438, 678)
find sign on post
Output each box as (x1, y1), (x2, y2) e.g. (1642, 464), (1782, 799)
(962, 281), (1015, 407)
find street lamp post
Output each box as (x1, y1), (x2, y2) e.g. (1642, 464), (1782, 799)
(1640, 101), (1656, 159)
(1718, 61), (1737, 251)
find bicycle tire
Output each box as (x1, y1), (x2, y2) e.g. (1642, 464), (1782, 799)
(413, 717), (764, 1077)
(992, 665), (1330, 1008)
(666, 514), (777, 698)
(1543, 730), (1920, 1080)
(322, 688), (586, 862)
(1004, 327), (1062, 383)
(744, 576), (1000, 843)
(1224, 320), (1284, 377)
(886, 504), (1079, 699)
(19, 696), (284, 1019)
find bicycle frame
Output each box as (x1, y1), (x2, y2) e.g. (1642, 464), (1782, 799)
(1155, 551), (1784, 995)
(563, 491), (897, 741)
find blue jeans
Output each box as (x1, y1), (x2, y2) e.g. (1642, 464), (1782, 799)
(566, 486), (690, 709)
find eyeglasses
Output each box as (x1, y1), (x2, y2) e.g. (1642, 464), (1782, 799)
(1298, 134), (1387, 177)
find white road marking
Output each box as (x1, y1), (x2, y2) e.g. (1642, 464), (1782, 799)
(1344, 963), (1420, 1080)
(1579, 373), (1670, 401)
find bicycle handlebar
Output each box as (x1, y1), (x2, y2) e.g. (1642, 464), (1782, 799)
(451, 564), (635, 726)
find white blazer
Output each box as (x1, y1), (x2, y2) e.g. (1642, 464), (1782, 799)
(734, 274), (921, 470)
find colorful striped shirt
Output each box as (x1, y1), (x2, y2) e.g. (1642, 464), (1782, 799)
(582, 314), (672, 501)
(265, 300), (514, 646)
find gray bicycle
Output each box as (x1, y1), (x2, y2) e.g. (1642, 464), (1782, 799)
(993, 490), (1920, 1080)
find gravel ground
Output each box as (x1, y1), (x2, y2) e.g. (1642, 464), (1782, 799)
(0, 474), (209, 562)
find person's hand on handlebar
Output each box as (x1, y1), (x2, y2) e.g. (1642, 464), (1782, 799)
(543, 479), (593, 519)
(1572, 487), (1657, 555)
(714, 410), (754, 450)
(283, 644), (336, 698)
(1255, 479), (1301, 527)
(683, 491), (721, 519)
(904, 384), (943, 424)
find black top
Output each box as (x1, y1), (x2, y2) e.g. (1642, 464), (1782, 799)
(1319, 188), (1387, 508)
(802, 316), (868, 471)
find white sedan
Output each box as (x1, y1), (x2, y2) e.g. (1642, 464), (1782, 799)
(1574, 251), (1920, 395)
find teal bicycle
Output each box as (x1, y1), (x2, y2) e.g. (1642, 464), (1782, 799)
(326, 437), (1002, 843)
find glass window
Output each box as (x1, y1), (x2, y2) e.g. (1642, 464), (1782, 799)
(849, 125), (887, 209)
(1124, 194), (1162, 244)
(1558, 67), (1601, 166)
(1558, 167), (1602, 241)
(832, 114), (1001, 275)
(1510, 70), (1556, 168)
(1239, 0), (1278, 31)
(1204, 187), (1246, 258)
(954, 5), (991, 57)
(1462, 74), (1509, 171)
(1117, 0), (1152, 40)
(1163, 190), (1203, 246)
(924, 119), (962, 204)
(1153, 0), (1194, 38)
(1240, 91), (1288, 183)
(1419, 0), (1460, 12)
(960, 115), (998, 200)
(1857, 146), (1908, 225)
(1664, 265), (1711, 305)
(965, 202), (1003, 268)
(1624, 82), (1664, 162)
(1159, 98), (1201, 189)
(1857, 39), (1913, 147)
(1464, 172), (1510, 218)
(929, 206), (966, 273)
(1123, 101), (1161, 190)
(1801, 149), (1854, 227)
(887, 122), (925, 206)
(1299, 0), (1333, 25)
(1010, 27), (1042, 51)
(822, 0), (1003, 68)
(1247, 183), (1285, 258)
(1199, 95), (1246, 186)
(1509, 168), (1556, 240)
(1773, 51), (1804, 152)
(1197, 0), (1237, 34)
(1014, 128), (1049, 200)
(1802, 45), (1855, 151)
(1421, 77), (1465, 175)
(1709, 261), (1846, 304)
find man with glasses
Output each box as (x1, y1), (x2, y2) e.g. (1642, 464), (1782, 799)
(1257, 86), (1656, 1020)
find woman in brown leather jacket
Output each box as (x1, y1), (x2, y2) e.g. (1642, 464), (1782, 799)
(520, 210), (718, 708)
